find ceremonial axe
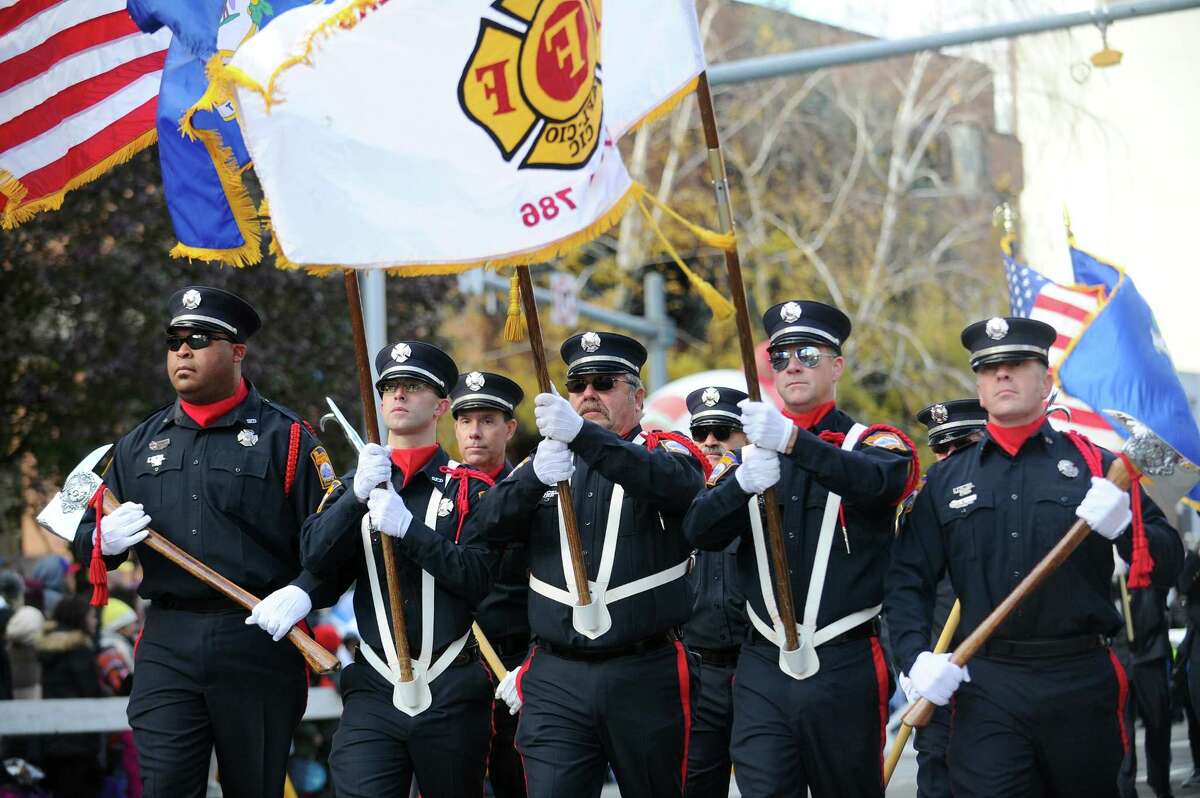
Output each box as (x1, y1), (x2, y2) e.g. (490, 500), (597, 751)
(38, 444), (340, 675)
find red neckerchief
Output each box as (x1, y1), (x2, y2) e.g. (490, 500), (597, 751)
(986, 417), (1045, 457)
(389, 444), (440, 489)
(783, 401), (835, 430)
(179, 378), (248, 428)
(439, 464), (497, 543)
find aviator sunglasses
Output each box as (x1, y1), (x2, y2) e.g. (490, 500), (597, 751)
(565, 375), (632, 394)
(768, 345), (836, 372)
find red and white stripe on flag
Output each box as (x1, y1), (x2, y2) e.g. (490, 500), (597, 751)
(1031, 280), (1125, 451)
(0, 0), (169, 229)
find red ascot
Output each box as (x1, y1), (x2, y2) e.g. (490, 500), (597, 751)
(389, 444), (440, 489)
(439, 465), (496, 543)
(783, 401), (835, 430)
(986, 417), (1046, 457)
(180, 378), (249, 427)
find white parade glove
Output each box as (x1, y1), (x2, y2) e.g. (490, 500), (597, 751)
(534, 391), (584, 443)
(353, 443), (393, 502)
(368, 485), (412, 539)
(898, 672), (918, 703)
(245, 584), (312, 642)
(1077, 476), (1132, 541)
(100, 502), (151, 555)
(532, 439), (575, 486)
(495, 667), (523, 715)
(909, 651), (970, 706)
(734, 444), (781, 494)
(737, 399), (794, 453)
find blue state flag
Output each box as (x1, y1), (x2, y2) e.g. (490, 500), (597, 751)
(1059, 246), (1200, 503)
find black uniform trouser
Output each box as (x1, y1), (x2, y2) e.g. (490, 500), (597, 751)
(1120, 657), (1172, 797)
(730, 636), (892, 798)
(128, 606), (307, 798)
(947, 648), (1128, 798)
(489, 648), (530, 798)
(685, 660), (736, 798)
(515, 640), (698, 798)
(914, 704), (952, 798)
(329, 655), (493, 798)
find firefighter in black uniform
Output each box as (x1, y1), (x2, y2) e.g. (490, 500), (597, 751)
(1118, 579), (1175, 798)
(300, 341), (496, 798)
(72, 286), (343, 798)
(905, 399), (987, 798)
(446, 370), (529, 798)
(471, 331), (705, 798)
(681, 384), (750, 798)
(885, 315), (1183, 798)
(683, 300), (917, 798)
(1180, 546), (1200, 789)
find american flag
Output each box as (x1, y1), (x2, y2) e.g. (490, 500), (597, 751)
(1004, 254), (1124, 451)
(0, 0), (170, 229)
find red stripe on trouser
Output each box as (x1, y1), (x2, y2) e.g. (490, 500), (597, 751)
(868, 637), (890, 788)
(673, 640), (693, 790)
(1107, 648), (1130, 754)
(514, 647), (536, 796)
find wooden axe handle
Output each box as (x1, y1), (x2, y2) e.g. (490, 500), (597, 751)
(903, 457), (1130, 728)
(101, 492), (340, 675)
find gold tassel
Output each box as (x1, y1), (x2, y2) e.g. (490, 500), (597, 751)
(503, 269), (527, 342)
(636, 191), (735, 320)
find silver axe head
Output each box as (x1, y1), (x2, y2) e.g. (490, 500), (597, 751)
(320, 396), (365, 453)
(37, 443), (114, 542)
(1109, 409), (1200, 517)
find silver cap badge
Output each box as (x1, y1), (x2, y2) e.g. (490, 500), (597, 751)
(182, 289), (202, 309)
(780, 301), (803, 323)
(391, 343), (411, 363)
(581, 332), (601, 353)
(701, 387), (721, 407)
(465, 371), (485, 391)
(985, 317), (1009, 341)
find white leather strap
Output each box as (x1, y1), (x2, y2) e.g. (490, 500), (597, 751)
(528, 558), (690, 605)
(747, 603), (882, 649)
(360, 628), (471, 686)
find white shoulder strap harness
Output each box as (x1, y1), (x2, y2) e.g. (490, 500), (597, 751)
(359, 459), (471, 716)
(745, 425), (882, 679)
(527, 434), (691, 640)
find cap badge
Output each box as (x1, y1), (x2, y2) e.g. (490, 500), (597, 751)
(1057, 459), (1079, 478)
(985, 317), (1009, 341)
(701, 387), (721, 407)
(931, 404), (949, 424)
(465, 371), (486, 391)
(391, 343), (412, 363)
(581, 331), (601, 353)
(437, 497), (455, 517)
(182, 289), (202, 309)
(780, 301), (803, 323)
(237, 429), (259, 447)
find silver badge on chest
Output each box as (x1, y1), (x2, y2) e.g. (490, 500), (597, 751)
(952, 482), (974, 497)
(237, 429), (259, 447)
(149, 438), (170, 451)
(1057, 459), (1080, 478)
(949, 494), (978, 510)
(437, 497), (454, 517)
(147, 454), (165, 468)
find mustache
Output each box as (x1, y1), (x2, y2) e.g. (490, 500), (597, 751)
(577, 401), (608, 416)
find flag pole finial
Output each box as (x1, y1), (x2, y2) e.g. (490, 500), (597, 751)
(993, 202), (1018, 257)
(1062, 204), (1076, 247)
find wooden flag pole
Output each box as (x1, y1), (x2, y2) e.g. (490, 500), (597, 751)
(344, 270), (414, 682)
(694, 72), (799, 651)
(516, 266), (592, 606)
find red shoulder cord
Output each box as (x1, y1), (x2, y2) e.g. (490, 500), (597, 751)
(89, 484), (109, 607)
(642, 430), (713, 479)
(1065, 430), (1152, 589)
(439, 465), (496, 543)
(815, 424), (922, 537)
(284, 422), (302, 497)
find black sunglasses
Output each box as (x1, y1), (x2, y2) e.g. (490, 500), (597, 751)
(166, 333), (230, 351)
(691, 425), (735, 443)
(768, 345), (836, 372)
(565, 375), (630, 394)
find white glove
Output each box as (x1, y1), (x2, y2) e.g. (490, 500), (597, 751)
(738, 399), (794, 453)
(734, 445), (781, 494)
(368, 485), (413, 539)
(245, 584), (312, 642)
(100, 502), (151, 555)
(1077, 476), (1132, 541)
(495, 667), (523, 715)
(353, 443), (393, 502)
(532, 439), (575, 486)
(898, 672), (918, 703)
(534, 392), (584, 443)
(909, 651), (970, 706)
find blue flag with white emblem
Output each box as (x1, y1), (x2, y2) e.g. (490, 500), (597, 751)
(1058, 246), (1200, 503)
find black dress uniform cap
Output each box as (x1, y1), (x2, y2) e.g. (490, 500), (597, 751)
(762, 299), (852, 353)
(560, 331), (647, 377)
(166, 285), (261, 342)
(450, 371), (525, 417)
(686, 385), (748, 429)
(916, 398), (987, 448)
(373, 341), (458, 397)
(961, 316), (1056, 371)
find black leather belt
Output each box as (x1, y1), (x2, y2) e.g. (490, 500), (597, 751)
(487, 634), (532, 659)
(691, 646), (740, 667)
(537, 632), (675, 662)
(982, 634), (1109, 660)
(153, 595), (242, 613)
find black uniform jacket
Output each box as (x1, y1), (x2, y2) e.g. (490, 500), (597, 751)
(473, 462), (532, 648)
(73, 380), (342, 607)
(683, 453), (748, 652)
(462, 421), (705, 650)
(683, 408), (914, 637)
(886, 421), (1182, 674)
(300, 446), (496, 659)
